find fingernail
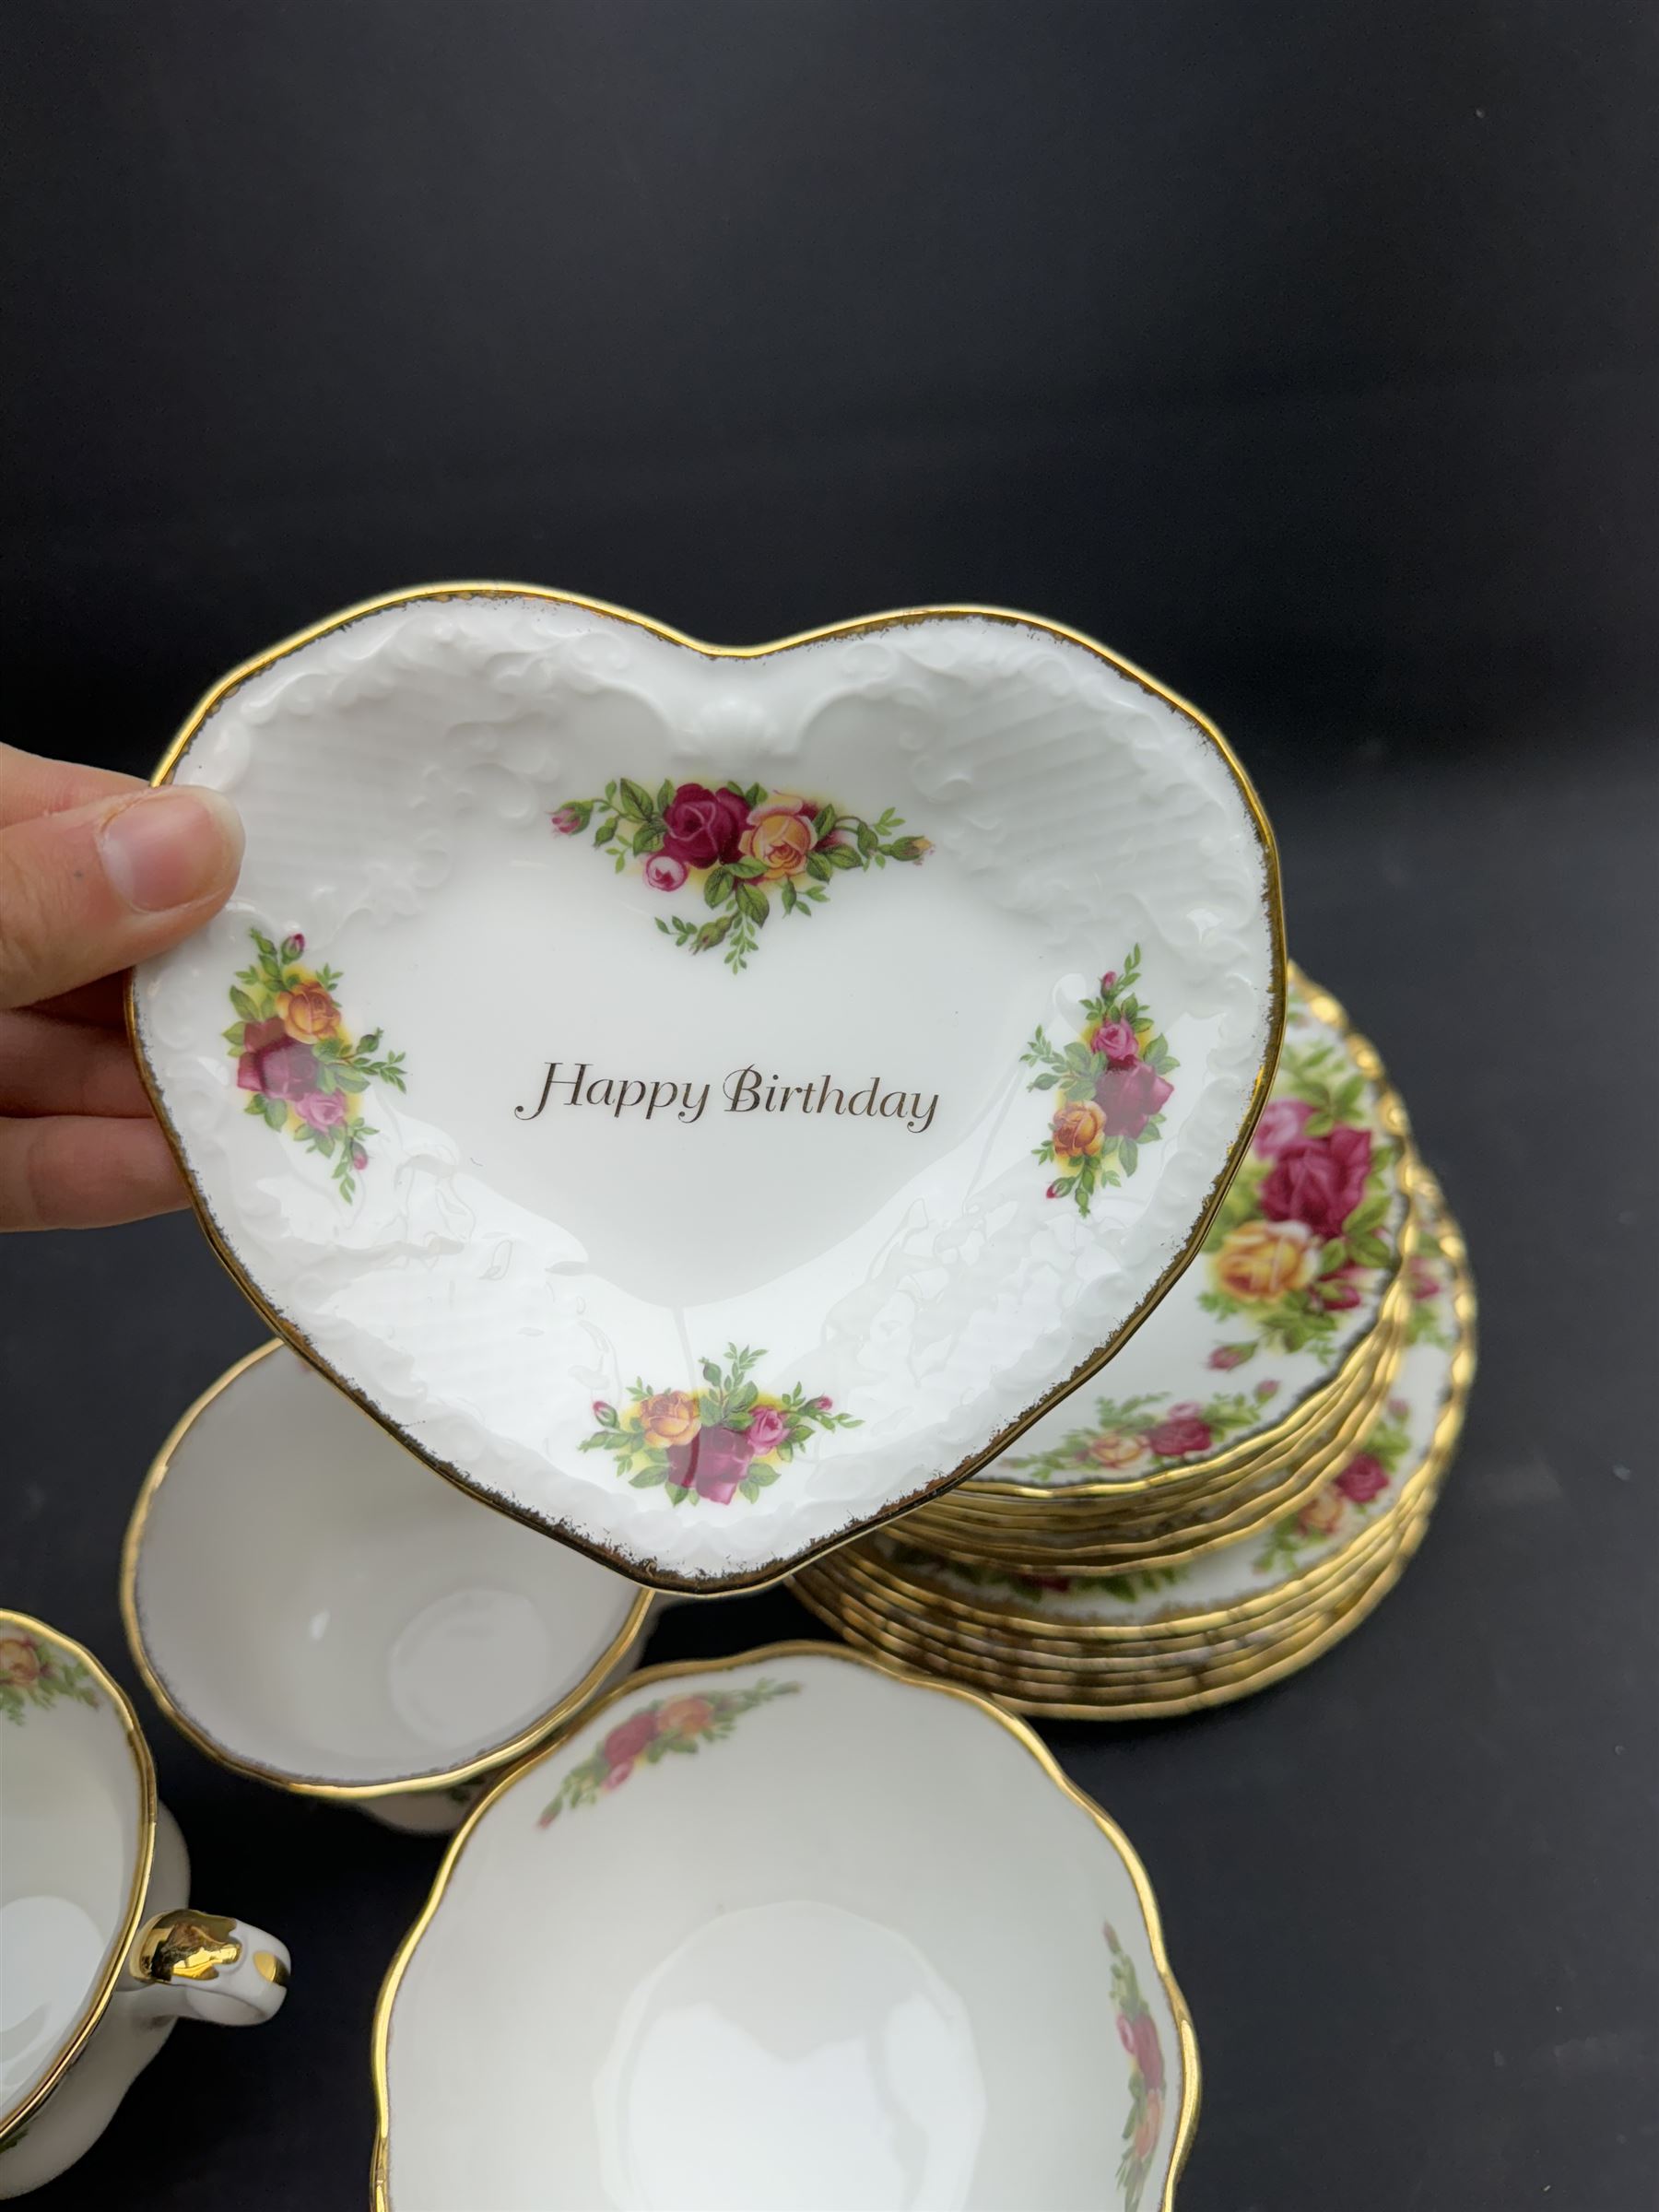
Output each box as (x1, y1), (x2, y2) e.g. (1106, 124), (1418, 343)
(98, 788), (244, 913)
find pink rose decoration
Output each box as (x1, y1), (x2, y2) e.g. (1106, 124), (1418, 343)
(350, 1145), (369, 1172)
(660, 783), (749, 869)
(601, 1761), (634, 1791)
(235, 1019), (322, 1101)
(1208, 1344), (1250, 1371)
(1316, 1266), (1365, 1312)
(1253, 1097), (1316, 1158)
(601, 1711), (660, 1769)
(549, 806), (583, 835)
(1335, 1453), (1388, 1503)
(592, 1400), (615, 1423)
(642, 851), (688, 892)
(810, 1394), (833, 1412)
(1260, 1124), (1373, 1241)
(1093, 1058), (1172, 1140)
(1098, 971), (1117, 994)
(744, 1405), (787, 1453)
(294, 1091), (348, 1132)
(1089, 1018), (1139, 1068)
(665, 1424), (756, 1504)
(1145, 1412), (1213, 1458)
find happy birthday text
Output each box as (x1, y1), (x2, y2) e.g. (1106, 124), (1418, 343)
(514, 1061), (939, 1135)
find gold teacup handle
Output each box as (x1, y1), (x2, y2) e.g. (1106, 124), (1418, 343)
(125, 1908), (289, 2026)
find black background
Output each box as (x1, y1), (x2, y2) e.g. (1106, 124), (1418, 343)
(3, 6), (1656, 2208)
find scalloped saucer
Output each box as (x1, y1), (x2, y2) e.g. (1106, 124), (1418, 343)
(132, 589), (1282, 1591)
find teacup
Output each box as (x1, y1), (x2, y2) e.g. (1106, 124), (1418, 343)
(123, 1344), (658, 1832)
(0, 1611), (288, 2199)
(372, 1641), (1198, 2209)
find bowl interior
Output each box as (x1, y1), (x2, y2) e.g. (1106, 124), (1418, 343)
(381, 1650), (1188, 2210)
(134, 593), (1279, 1589)
(0, 1622), (145, 2124)
(133, 1350), (643, 1787)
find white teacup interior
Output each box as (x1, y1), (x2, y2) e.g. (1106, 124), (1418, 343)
(133, 1349), (644, 1787)
(0, 1634), (144, 2120)
(382, 1651), (1185, 2210)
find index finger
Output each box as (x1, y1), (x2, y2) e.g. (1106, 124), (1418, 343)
(0, 742), (144, 830)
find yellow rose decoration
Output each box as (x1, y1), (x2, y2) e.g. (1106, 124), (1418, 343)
(738, 799), (817, 882)
(638, 1389), (700, 1448)
(1213, 1218), (1319, 1301)
(1086, 1431), (1150, 1475)
(276, 981), (341, 1041)
(1052, 1098), (1107, 1160)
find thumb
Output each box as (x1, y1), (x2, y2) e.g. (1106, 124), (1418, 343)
(0, 784), (244, 1012)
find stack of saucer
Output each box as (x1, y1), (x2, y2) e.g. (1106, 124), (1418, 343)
(792, 975), (1476, 1716)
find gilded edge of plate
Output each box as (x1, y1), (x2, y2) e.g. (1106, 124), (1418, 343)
(119, 1343), (656, 1803)
(367, 1640), (1201, 2212)
(125, 582), (1287, 1598)
(0, 1612), (159, 2141)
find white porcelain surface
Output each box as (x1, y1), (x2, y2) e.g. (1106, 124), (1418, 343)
(0, 1616), (288, 2197)
(375, 1645), (1194, 2211)
(974, 969), (1408, 1491)
(134, 591), (1280, 1589)
(126, 1346), (652, 1816)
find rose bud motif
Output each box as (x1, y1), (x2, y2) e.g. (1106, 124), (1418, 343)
(1132, 2092), (1165, 2161)
(1208, 1344), (1250, 1371)
(642, 851), (688, 892)
(1098, 971), (1117, 994)
(350, 1146), (369, 1172)
(549, 806), (583, 835)
(591, 1400), (615, 1424)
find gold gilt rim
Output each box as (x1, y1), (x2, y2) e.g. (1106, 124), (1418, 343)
(0, 1610), (159, 2139)
(124, 582), (1286, 1599)
(367, 1639), (1201, 2211)
(911, 1292), (1406, 1571)
(797, 1493), (1440, 1719)
(803, 1495), (1426, 1684)
(119, 1342), (657, 1802)
(804, 1473), (1422, 1663)
(960, 992), (1417, 1505)
(791, 1206), (1474, 1715)
(802, 1182), (1473, 1648)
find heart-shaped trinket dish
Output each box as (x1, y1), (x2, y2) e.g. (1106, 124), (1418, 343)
(133, 590), (1284, 1589)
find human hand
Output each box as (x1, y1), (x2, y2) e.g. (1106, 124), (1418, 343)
(1, 743), (243, 1230)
